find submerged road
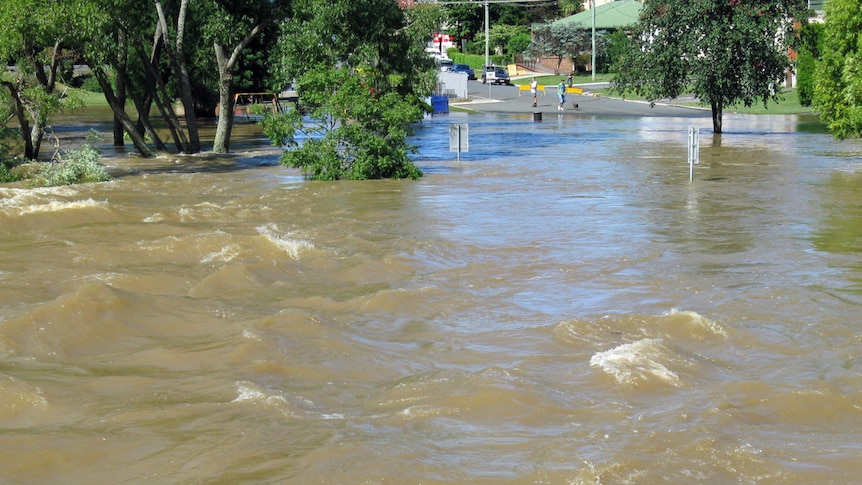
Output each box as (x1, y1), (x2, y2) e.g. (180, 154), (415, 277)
(454, 79), (711, 118)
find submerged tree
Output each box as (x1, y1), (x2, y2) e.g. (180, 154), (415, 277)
(261, 0), (442, 180)
(204, 0), (288, 154)
(812, 0), (862, 140)
(613, 0), (808, 134)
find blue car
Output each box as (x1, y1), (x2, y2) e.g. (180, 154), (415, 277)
(452, 64), (476, 80)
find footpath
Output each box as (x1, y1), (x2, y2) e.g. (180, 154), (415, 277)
(452, 75), (709, 119)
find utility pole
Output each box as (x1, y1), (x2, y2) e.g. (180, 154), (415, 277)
(591, 0), (596, 81)
(484, 0), (489, 68)
(438, 0), (551, 68)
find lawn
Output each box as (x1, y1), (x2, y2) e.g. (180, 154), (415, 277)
(724, 89), (813, 115)
(512, 72), (614, 87)
(590, 84), (812, 115)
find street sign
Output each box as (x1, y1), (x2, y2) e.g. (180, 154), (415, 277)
(449, 123), (469, 162)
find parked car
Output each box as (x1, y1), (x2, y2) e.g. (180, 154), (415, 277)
(438, 58), (454, 72)
(451, 64), (476, 80)
(480, 66), (510, 85)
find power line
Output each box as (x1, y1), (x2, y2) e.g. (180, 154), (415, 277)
(437, 0), (557, 6)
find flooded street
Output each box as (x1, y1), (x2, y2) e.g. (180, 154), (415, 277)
(2, 110), (862, 483)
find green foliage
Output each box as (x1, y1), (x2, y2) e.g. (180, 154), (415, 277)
(31, 131), (111, 187)
(0, 163), (18, 183)
(262, 65), (423, 181)
(489, 24), (529, 56)
(601, 30), (630, 75)
(447, 52), (485, 71)
(263, 0), (436, 180)
(613, 0), (809, 133)
(812, 0), (862, 140)
(442, 3), (483, 43)
(507, 32), (532, 58)
(79, 75), (103, 93)
(558, 0), (583, 17)
(796, 23), (823, 107)
(532, 23), (591, 72)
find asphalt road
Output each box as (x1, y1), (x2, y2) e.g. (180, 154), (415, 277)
(454, 79), (711, 119)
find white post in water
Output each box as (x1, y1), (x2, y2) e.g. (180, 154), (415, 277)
(450, 123), (469, 164)
(688, 126), (700, 182)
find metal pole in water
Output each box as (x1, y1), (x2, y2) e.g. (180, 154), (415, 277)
(688, 126), (700, 182)
(457, 125), (461, 164)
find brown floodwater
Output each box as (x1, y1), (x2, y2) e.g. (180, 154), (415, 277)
(2, 108), (862, 484)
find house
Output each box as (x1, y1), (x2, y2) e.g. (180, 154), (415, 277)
(555, 0), (643, 31)
(533, 0), (643, 74)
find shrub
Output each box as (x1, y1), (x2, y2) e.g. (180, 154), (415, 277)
(0, 162), (18, 183)
(79, 75), (103, 93)
(30, 132), (112, 187)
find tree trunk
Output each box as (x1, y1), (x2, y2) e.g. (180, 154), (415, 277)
(213, 60), (235, 154)
(114, 30), (128, 147)
(213, 43), (235, 154)
(1, 81), (34, 160)
(711, 100), (723, 134)
(95, 70), (156, 158)
(29, 119), (44, 160)
(212, 21), (270, 154)
(131, 93), (168, 152)
(133, 32), (190, 153)
(156, 0), (200, 153)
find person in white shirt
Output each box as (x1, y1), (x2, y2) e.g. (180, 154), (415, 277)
(530, 77), (538, 107)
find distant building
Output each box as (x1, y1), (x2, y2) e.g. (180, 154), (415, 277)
(583, 0), (638, 8)
(808, 0), (827, 22)
(808, 0), (826, 11)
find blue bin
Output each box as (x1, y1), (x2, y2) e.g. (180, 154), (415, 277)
(431, 95), (448, 114)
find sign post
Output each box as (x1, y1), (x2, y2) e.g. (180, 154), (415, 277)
(688, 127), (700, 182)
(449, 123), (469, 163)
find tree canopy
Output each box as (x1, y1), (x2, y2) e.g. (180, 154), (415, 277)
(612, 0), (809, 134)
(1, 0), (285, 161)
(812, 0), (862, 140)
(260, 0), (441, 180)
(531, 22), (591, 74)
(0, 0), (95, 160)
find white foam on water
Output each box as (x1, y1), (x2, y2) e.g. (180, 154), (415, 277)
(232, 381), (288, 406)
(256, 223), (314, 260)
(200, 244), (241, 264)
(590, 338), (682, 387)
(241, 329), (262, 341)
(232, 381), (345, 420)
(17, 198), (108, 215)
(0, 187), (107, 216)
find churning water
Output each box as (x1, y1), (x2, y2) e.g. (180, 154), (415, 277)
(2, 110), (862, 484)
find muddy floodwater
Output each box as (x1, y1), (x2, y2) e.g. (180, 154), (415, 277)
(2, 109), (862, 484)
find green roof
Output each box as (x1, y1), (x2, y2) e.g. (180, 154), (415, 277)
(553, 0), (643, 30)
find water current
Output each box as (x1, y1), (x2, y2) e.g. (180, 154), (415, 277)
(2, 108), (862, 483)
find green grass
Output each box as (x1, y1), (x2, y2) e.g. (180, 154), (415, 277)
(594, 84), (812, 115)
(512, 72), (614, 86)
(725, 89), (813, 115)
(72, 88), (109, 107)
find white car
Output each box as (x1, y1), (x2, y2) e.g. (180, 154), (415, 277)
(480, 66), (510, 85)
(438, 58), (454, 72)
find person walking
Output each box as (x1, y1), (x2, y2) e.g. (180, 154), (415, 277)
(530, 77), (538, 107)
(557, 78), (566, 111)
